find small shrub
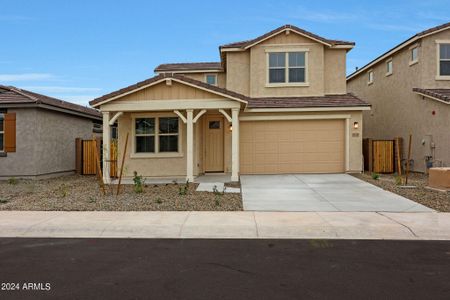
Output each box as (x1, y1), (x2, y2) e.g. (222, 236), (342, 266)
(133, 171), (145, 193)
(0, 198), (8, 204)
(394, 175), (403, 186)
(178, 180), (189, 196)
(8, 177), (17, 185)
(59, 184), (68, 198)
(156, 197), (162, 204)
(88, 197), (96, 203)
(371, 173), (380, 180)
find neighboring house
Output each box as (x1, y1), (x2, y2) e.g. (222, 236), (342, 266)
(347, 22), (450, 172)
(89, 25), (370, 183)
(0, 86), (102, 179)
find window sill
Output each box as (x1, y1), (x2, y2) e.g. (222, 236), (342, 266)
(0, 152), (6, 157)
(385, 72), (393, 77)
(435, 75), (450, 80)
(367, 81), (374, 86)
(409, 60), (419, 66)
(266, 82), (310, 88)
(130, 152), (184, 159)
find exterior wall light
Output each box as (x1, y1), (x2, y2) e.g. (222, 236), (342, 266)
(353, 122), (359, 129)
(229, 124), (233, 132)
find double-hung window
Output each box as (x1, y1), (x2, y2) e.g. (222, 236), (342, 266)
(410, 45), (419, 65)
(0, 113), (4, 152)
(205, 74), (217, 86)
(438, 43), (450, 77)
(268, 51), (307, 84)
(134, 116), (179, 154)
(386, 59), (393, 76)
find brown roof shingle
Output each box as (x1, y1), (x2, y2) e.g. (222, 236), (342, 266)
(155, 62), (223, 72)
(247, 94), (370, 109)
(90, 73), (369, 110)
(413, 88), (450, 103)
(220, 24), (354, 49)
(0, 85), (102, 119)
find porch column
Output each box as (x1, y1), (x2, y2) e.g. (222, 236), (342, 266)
(102, 111), (111, 184)
(186, 109), (194, 182)
(231, 108), (240, 182)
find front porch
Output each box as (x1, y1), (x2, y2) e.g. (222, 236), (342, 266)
(101, 100), (242, 184)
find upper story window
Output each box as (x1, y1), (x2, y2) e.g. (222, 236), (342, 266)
(438, 43), (450, 77)
(410, 45), (419, 65)
(367, 70), (374, 85)
(386, 59), (393, 76)
(205, 74), (217, 86)
(268, 51), (307, 84)
(0, 113), (4, 152)
(134, 116), (179, 154)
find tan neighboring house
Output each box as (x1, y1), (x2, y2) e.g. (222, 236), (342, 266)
(0, 86), (102, 179)
(89, 25), (370, 183)
(347, 22), (450, 172)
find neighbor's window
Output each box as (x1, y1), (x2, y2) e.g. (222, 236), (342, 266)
(268, 52), (306, 84)
(135, 117), (179, 154)
(386, 59), (393, 75)
(206, 74), (217, 86)
(439, 43), (450, 76)
(0, 113), (4, 152)
(368, 70), (374, 84)
(411, 46), (419, 63)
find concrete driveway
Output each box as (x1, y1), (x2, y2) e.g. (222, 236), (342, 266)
(240, 174), (433, 212)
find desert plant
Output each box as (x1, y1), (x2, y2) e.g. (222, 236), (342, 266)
(178, 180), (190, 196)
(133, 171), (145, 193)
(8, 177), (17, 185)
(156, 197), (162, 204)
(371, 173), (380, 180)
(394, 175), (403, 186)
(59, 184), (68, 198)
(0, 198), (8, 204)
(213, 185), (225, 206)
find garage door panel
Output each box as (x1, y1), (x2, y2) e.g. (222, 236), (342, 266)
(240, 119), (345, 174)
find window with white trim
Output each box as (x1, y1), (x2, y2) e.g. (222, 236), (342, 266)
(0, 113), (4, 152)
(268, 52), (306, 84)
(134, 117), (179, 154)
(438, 43), (450, 76)
(411, 46), (419, 63)
(386, 59), (393, 76)
(367, 70), (374, 84)
(205, 74), (217, 86)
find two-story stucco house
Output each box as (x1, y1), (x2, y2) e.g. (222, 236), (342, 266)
(89, 25), (370, 183)
(347, 22), (450, 172)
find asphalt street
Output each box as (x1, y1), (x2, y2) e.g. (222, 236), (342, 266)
(0, 238), (449, 299)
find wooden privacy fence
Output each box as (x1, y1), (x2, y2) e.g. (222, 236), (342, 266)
(363, 138), (402, 174)
(75, 138), (118, 177)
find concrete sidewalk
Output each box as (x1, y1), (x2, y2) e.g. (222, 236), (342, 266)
(0, 211), (449, 240)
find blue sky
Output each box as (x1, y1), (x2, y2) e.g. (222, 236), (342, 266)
(1, 0), (449, 106)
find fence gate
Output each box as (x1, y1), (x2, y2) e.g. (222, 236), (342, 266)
(372, 140), (394, 173)
(76, 138), (118, 177)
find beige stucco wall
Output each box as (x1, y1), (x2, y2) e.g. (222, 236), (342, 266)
(324, 49), (347, 94)
(0, 108), (94, 179)
(347, 29), (450, 172)
(226, 51), (251, 95)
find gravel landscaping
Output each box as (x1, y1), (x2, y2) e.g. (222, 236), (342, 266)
(0, 175), (243, 211)
(352, 172), (450, 212)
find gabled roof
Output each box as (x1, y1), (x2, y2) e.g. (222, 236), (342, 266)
(220, 24), (355, 50)
(89, 73), (248, 107)
(247, 94), (370, 109)
(413, 88), (450, 104)
(0, 85), (102, 119)
(154, 62), (223, 73)
(347, 21), (450, 81)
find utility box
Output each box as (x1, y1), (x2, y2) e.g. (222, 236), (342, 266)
(428, 167), (450, 191)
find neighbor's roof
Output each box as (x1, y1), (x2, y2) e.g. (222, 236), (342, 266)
(154, 62), (223, 73)
(220, 24), (355, 50)
(347, 21), (450, 81)
(247, 94), (370, 109)
(0, 85), (102, 119)
(90, 73), (369, 110)
(89, 73), (248, 107)
(413, 88), (450, 104)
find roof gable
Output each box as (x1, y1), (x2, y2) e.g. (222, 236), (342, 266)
(89, 74), (248, 107)
(220, 24), (354, 51)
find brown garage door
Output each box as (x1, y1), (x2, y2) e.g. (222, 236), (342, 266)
(240, 119), (345, 174)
